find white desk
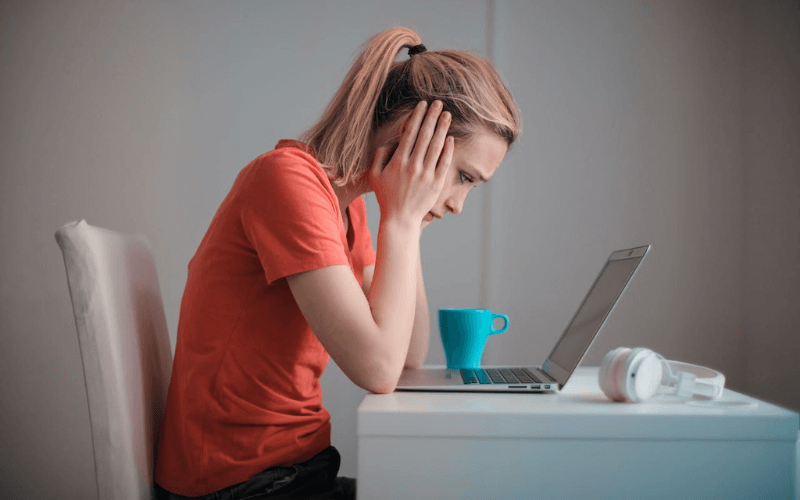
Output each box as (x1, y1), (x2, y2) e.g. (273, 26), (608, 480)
(357, 367), (799, 500)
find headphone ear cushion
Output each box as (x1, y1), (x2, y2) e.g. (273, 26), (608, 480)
(599, 347), (629, 402)
(627, 350), (663, 402)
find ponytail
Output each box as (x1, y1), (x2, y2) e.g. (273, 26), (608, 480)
(301, 27), (421, 186)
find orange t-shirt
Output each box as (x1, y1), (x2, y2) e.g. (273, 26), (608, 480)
(156, 140), (376, 496)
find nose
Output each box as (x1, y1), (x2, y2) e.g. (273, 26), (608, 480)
(445, 191), (466, 215)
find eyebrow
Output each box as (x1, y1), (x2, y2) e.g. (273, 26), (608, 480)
(464, 164), (490, 183)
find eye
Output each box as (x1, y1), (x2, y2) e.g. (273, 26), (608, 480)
(459, 172), (474, 184)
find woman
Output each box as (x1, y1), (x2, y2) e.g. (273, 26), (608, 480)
(155, 26), (521, 500)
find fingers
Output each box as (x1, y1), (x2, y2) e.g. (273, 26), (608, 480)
(394, 100), (429, 161)
(395, 100), (450, 172)
(409, 101), (447, 169)
(370, 101), (455, 226)
(434, 136), (455, 183)
(424, 109), (451, 169)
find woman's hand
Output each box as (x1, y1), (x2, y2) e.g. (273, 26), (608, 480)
(370, 100), (454, 228)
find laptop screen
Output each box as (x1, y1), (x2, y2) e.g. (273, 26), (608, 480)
(546, 254), (645, 378)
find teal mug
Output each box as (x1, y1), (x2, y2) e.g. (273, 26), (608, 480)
(439, 308), (510, 369)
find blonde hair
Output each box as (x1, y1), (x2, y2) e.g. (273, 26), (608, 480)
(300, 27), (521, 186)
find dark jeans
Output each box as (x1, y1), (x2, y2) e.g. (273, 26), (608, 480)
(155, 446), (356, 500)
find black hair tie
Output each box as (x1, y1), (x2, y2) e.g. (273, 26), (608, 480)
(408, 44), (427, 57)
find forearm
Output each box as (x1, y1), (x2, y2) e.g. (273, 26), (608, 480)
(366, 217), (421, 387)
(405, 253), (430, 368)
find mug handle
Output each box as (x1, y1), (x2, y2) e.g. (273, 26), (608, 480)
(489, 313), (509, 335)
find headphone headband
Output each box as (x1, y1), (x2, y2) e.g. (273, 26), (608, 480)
(664, 360), (725, 399)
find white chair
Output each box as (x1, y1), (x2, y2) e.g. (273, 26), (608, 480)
(56, 220), (173, 500)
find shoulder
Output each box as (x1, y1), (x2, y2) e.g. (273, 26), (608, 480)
(247, 141), (324, 181)
(236, 141), (335, 204)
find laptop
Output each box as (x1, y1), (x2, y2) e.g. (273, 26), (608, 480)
(396, 245), (650, 393)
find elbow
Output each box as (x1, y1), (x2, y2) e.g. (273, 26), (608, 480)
(357, 355), (402, 394)
(365, 366), (401, 394)
(404, 358), (424, 370)
(368, 382), (397, 395)
(361, 373), (398, 394)
(404, 343), (427, 370)
(340, 329), (411, 394)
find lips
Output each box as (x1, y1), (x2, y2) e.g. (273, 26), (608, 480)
(424, 212), (443, 223)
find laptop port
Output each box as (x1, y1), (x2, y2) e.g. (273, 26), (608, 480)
(509, 385), (525, 389)
(532, 385), (541, 389)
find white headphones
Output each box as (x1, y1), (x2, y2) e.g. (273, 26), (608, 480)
(598, 347), (726, 403)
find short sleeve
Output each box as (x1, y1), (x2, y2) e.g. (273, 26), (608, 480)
(237, 149), (349, 284)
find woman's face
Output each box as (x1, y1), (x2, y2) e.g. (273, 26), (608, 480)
(421, 130), (508, 227)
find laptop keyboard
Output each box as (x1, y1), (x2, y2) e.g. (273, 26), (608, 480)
(460, 367), (547, 385)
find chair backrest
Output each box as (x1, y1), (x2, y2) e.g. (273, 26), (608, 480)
(56, 220), (173, 500)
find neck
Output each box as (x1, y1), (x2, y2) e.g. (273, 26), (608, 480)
(330, 173), (371, 220)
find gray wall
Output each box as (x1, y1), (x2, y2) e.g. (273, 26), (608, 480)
(486, 0), (748, 383)
(1, 1), (797, 498)
(742, 0), (800, 414)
